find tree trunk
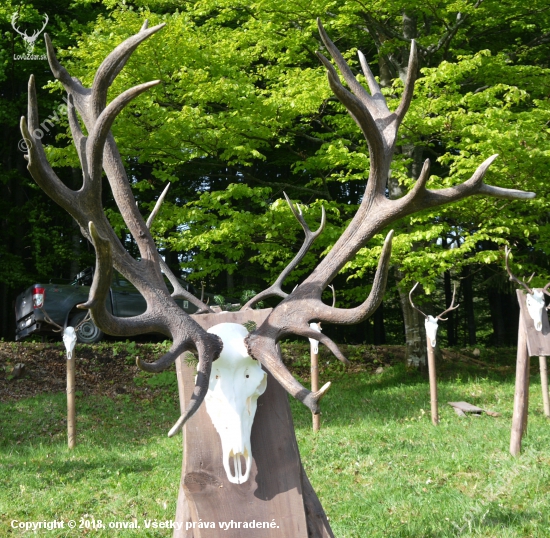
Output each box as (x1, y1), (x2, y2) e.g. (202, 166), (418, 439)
(488, 287), (519, 346)
(461, 266), (476, 346)
(396, 271), (428, 371)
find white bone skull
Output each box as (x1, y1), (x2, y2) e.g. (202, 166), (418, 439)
(525, 289), (546, 332)
(308, 322), (321, 354)
(205, 323), (267, 484)
(424, 315), (439, 347)
(62, 326), (77, 360)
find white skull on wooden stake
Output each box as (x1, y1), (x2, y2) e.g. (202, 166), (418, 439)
(525, 289), (545, 332)
(205, 323), (267, 484)
(62, 327), (77, 360)
(409, 282), (459, 348)
(424, 316), (439, 347)
(308, 322), (322, 354)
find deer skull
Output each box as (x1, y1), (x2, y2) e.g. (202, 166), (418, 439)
(525, 289), (546, 332)
(425, 315), (439, 347)
(204, 323), (267, 484)
(308, 322), (322, 354)
(62, 326), (77, 360)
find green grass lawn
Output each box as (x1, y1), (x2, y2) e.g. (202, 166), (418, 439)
(1, 348), (550, 537)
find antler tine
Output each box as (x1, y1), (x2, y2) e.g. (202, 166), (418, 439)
(408, 282), (428, 319)
(437, 283), (460, 321)
(316, 230), (394, 325)
(283, 192), (326, 241)
(245, 333), (333, 414)
(317, 19), (374, 107)
(357, 50), (382, 101)
(40, 13), (49, 33)
(145, 184), (213, 313)
(525, 272), (535, 284)
(44, 34), (75, 89)
(90, 23), (166, 117)
(542, 281), (550, 296)
(505, 246), (533, 294)
(242, 193), (325, 309)
(146, 182), (171, 228)
(395, 40), (418, 123)
(315, 50), (384, 163)
(328, 284), (336, 307)
(78, 222), (159, 335)
(87, 80), (160, 186)
(67, 95), (87, 168)
(21, 77), (74, 209)
(73, 311), (92, 332)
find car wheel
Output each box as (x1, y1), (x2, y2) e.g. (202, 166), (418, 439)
(70, 311), (104, 344)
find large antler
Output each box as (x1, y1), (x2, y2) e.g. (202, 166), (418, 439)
(245, 19), (536, 415)
(21, 23), (222, 433)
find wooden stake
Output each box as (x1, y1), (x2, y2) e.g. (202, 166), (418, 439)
(510, 322), (529, 456)
(426, 338), (439, 426)
(539, 356), (550, 418)
(67, 355), (76, 449)
(311, 346), (320, 432)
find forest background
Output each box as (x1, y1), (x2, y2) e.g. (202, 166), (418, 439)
(1, 0), (549, 363)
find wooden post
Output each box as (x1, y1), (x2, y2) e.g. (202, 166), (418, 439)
(426, 338), (439, 426)
(67, 355), (76, 449)
(311, 345), (320, 432)
(510, 321), (529, 456)
(539, 356), (550, 418)
(522, 355), (530, 436)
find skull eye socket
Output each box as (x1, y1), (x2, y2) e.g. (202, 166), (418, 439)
(245, 374), (249, 378)
(215, 375), (219, 379)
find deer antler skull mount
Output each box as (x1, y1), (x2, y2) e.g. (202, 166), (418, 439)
(409, 282), (459, 347)
(505, 247), (549, 332)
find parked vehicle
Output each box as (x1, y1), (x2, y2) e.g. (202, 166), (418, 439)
(15, 268), (202, 344)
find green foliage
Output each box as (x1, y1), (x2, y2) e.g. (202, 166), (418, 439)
(3, 0), (549, 345)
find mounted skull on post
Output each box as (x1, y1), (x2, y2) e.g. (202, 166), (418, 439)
(22, 19), (535, 535)
(505, 247), (550, 456)
(409, 282), (460, 348)
(409, 282), (459, 425)
(505, 246), (550, 332)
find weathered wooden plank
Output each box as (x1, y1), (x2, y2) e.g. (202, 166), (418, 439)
(447, 401), (484, 414)
(447, 401), (500, 417)
(173, 308), (311, 537)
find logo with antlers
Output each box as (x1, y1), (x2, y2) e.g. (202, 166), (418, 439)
(11, 12), (49, 55)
